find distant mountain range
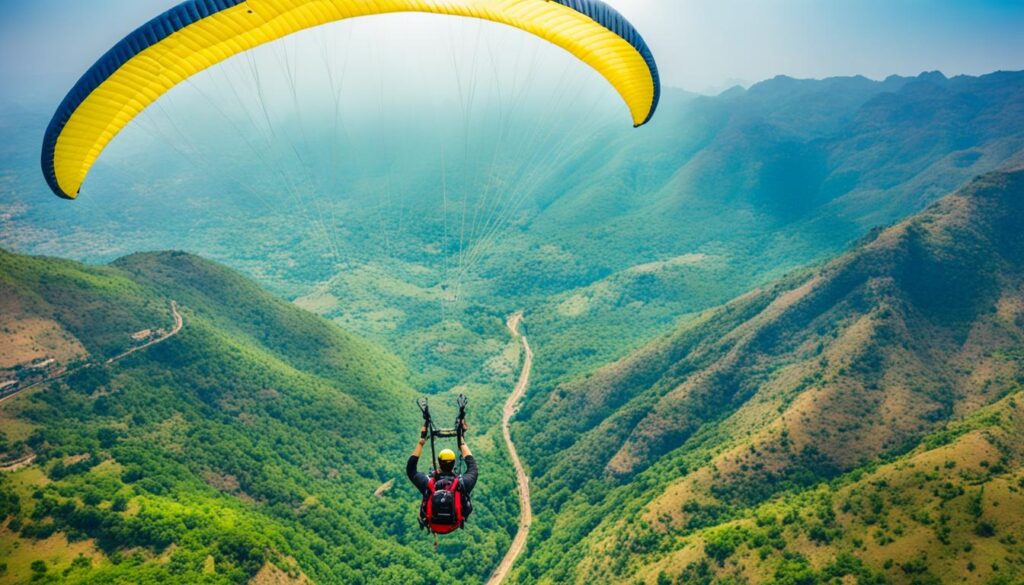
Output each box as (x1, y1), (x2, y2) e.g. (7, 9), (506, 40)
(512, 168), (1024, 584)
(2, 70), (1024, 584)
(520, 70), (1024, 388)
(3, 72), (1023, 396)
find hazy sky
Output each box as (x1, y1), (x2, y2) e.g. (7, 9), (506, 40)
(2, 0), (1023, 101)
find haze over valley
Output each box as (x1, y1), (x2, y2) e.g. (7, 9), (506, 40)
(2, 2), (1024, 584)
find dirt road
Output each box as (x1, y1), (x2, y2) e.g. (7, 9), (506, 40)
(0, 301), (184, 473)
(486, 312), (534, 585)
(0, 301), (183, 407)
(373, 479), (394, 498)
(0, 454), (37, 472)
(106, 301), (183, 364)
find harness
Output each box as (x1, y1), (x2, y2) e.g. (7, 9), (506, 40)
(416, 395), (470, 536)
(417, 394), (468, 480)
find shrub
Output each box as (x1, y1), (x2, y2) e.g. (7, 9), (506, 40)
(704, 526), (749, 566)
(974, 521), (996, 537)
(772, 564), (817, 585)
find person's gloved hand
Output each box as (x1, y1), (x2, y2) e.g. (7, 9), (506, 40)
(420, 424), (428, 440)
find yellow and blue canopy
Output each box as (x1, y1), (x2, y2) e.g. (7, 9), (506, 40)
(42, 0), (660, 200)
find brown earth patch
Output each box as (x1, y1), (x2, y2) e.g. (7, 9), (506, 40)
(0, 294), (87, 369)
(249, 559), (312, 585)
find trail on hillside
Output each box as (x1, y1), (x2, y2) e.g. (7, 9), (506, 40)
(486, 312), (534, 585)
(0, 454), (36, 472)
(0, 301), (183, 407)
(106, 301), (184, 364)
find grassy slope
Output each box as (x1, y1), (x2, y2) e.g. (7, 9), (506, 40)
(630, 393), (1024, 585)
(0, 250), (520, 584)
(510, 168), (1024, 584)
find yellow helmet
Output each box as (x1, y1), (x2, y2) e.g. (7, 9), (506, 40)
(438, 449), (456, 463)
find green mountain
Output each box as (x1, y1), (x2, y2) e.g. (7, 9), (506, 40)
(519, 71), (1024, 387)
(3, 72), (1023, 397)
(0, 250), (520, 584)
(511, 168), (1024, 584)
(3, 71), (1024, 585)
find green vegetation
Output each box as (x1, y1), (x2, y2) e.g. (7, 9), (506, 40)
(0, 250), (520, 584)
(635, 388), (1024, 585)
(2, 70), (1024, 583)
(4, 72), (1024, 397)
(509, 169), (1024, 583)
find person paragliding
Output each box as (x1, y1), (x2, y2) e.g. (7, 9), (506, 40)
(39, 0), (661, 549)
(408, 395), (477, 541)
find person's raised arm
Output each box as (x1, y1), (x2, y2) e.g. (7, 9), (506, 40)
(412, 423), (427, 458)
(407, 424), (430, 491)
(458, 419), (478, 492)
(458, 419), (472, 458)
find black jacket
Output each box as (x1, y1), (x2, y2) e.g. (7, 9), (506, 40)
(407, 454), (478, 497)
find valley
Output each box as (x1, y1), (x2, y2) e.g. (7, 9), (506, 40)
(486, 313), (534, 585)
(0, 22), (1022, 581)
(4, 72), (1024, 398)
(6, 165), (1021, 583)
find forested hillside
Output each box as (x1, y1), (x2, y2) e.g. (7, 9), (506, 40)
(0, 250), (520, 584)
(522, 71), (1024, 386)
(511, 168), (1024, 584)
(3, 68), (1024, 585)
(3, 72), (1023, 396)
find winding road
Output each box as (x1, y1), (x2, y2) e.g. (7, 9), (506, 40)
(0, 301), (183, 407)
(106, 301), (183, 364)
(486, 312), (534, 585)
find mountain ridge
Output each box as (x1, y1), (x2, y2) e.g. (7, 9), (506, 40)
(515, 69), (1024, 397)
(512, 167), (1024, 583)
(4, 71), (1024, 397)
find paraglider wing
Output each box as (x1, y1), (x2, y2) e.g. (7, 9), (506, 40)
(41, 0), (660, 200)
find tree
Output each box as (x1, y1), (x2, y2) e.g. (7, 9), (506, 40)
(30, 560), (47, 576)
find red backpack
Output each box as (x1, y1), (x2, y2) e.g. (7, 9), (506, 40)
(423, 475), (465, 534)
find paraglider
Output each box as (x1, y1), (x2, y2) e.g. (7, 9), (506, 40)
(39, 0), (660, 543)
(41, 0), (660, 200)
(409, 395), (476, 541)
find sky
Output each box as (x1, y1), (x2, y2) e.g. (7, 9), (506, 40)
(1, 0), (1023, 103)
